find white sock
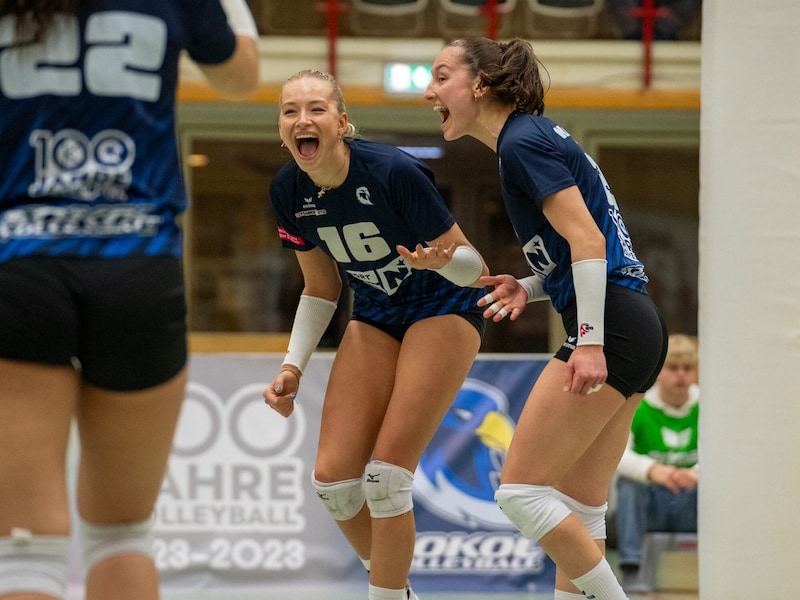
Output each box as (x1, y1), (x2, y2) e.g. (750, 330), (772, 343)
(570, 559), (628, 600)
(368, 583), (406, 600)
(361, 557), (371, 572)
(554, 590), (585, 600)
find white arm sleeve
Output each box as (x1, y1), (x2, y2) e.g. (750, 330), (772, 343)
(616, 435), (657, 483)
(219, 0), (259, 39)
(572, 258), (607, 346)
(517, 274), (549, 303)
(283, 295), (338, 374)
(433, 245), (484, 287)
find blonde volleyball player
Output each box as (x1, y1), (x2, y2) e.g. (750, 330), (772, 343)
(263, 70), (488, 600)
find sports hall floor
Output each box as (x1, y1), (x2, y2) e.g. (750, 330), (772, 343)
(161, 592), (696, 600)
(155, 550), (699, 600)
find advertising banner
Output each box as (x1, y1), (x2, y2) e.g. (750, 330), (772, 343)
(409, 357), (555, 594)
(65, 353), (555, 597)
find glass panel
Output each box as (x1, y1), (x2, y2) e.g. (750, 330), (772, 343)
(597, 145), (699, 335)
(183, 136), (698, 350)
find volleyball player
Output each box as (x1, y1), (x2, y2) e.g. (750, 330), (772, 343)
(0, 2), (258, 598)
(263, 69), (488, 600)
(424, 38), (668, 600)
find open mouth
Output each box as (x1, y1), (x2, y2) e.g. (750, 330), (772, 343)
(434, 105), (450, 124)
(296, 135), (319, 158)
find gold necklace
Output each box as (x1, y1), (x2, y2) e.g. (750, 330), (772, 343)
(313, 147), (349, 199)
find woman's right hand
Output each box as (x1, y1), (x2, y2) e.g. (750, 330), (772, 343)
(263, 369), (300, 418)
(477, 274), (529, 321)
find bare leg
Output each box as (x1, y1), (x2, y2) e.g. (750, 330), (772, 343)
(0, 359), (78, 600)
(368, 316), (480, 589)
(553, 392), (642, 593)
(501, 359), (630, 582)
(77, 368), (187, 600)
(315, 316), (481, 590)
(314, 321), (401, 562)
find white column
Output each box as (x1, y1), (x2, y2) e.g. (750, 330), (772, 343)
(699, 0), (800, 596)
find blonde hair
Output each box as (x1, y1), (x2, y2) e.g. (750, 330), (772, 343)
(281, 70), (358, 139)
(665, 334), (698, 367)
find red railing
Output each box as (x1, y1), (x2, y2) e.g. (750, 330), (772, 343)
(630, 0), (672, 87)
(315, 0), (675, 88)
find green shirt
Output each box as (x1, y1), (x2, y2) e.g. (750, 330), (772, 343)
(630, 385), (699, 469)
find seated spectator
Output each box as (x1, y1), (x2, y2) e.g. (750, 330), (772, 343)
(615, 333), (699, 592)
(606, 0), (702, 40)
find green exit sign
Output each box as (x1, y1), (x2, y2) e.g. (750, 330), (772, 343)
(384, 63), (433, 94)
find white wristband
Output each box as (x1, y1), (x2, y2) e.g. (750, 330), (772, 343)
(433, 245), (483, 287)
(219, 0), (259, 39)
(517, 275), (548, 303)
(284, 295), (338, 374)
(572, 259), (607, 346)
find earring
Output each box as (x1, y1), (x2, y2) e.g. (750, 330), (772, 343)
(280, 142), (286, 148)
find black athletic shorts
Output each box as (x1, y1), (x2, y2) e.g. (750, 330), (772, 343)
(352, 305), (486, 343)
(0, 256), (187, 392)
(554, 284), (668, 398)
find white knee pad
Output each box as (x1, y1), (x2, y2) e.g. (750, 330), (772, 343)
(364, 460), (414, 518)
(80, 516), (155, 572)
(312, 471), (366, 521)
(553, 490), (608, 540)
(0, 528), (69, 597)
(495, 483), (571, 541)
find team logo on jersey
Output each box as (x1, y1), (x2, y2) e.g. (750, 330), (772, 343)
(346, 255), (412, 296)
(28, 128), (135, 201)
(356, 186), (373, 206)
(522, 235), (555, 278)
(414, 379), (516, 530)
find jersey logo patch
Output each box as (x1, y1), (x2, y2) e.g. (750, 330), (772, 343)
(356, 186), (373, 206)
(277, 226), (305, 246)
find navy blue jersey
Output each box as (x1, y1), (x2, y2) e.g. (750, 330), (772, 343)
(497, 111), (649, 312)
(0, 1), (237, 261)
(270, 139), (485, 324)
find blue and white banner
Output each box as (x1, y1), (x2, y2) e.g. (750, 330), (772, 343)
(410, 357), (555, 594)
(66, 353), (555, 597)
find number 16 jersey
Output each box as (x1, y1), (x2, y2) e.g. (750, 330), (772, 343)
(270, 138), (485, 325)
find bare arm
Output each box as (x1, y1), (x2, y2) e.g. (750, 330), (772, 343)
(198, 35), (259, 99)
(262, 247), (342, 417)
(294, 247), (343, 302)
(542, 186), (608, 394)
(541, 186), (606, 263)
(198, 0), (260, 98)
